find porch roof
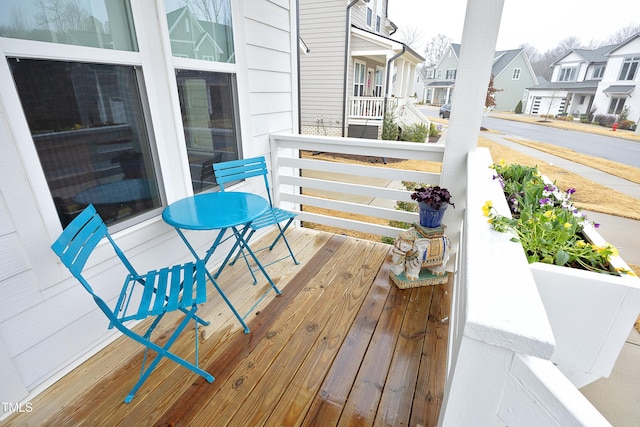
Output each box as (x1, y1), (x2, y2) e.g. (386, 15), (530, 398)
(528, 79), (600, 93)
(602, 85), (635, 95)
(351, 25), (424, 64)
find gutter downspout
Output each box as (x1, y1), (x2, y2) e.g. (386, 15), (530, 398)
(383, 46), (405, 119)
(296, 0), (301, 134)
(341, 0), (361, 137)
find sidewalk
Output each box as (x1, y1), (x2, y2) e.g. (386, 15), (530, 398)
(480, 130), (640, 427)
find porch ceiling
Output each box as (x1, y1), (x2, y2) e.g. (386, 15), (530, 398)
(351, 26), (424, 65)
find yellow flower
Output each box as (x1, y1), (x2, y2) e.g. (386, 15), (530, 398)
(563, 222), (571, 229)
(616, 268), (637, 276)
(499, 159), (505, 166)
(543, 211), (555, 220)
(482, 201), (492, 217)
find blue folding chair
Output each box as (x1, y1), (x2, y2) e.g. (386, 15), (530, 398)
(213, 156), (299, 283)
(51, 205), (214, 403)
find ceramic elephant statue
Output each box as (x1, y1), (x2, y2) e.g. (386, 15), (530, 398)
(391, 229), (451, 280)
(391, 230), (430, 280)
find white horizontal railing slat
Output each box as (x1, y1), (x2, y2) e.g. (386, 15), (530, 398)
(281, 193), (418, 224)
(279, 157), (438, 183)
(280, 175), (406, 201)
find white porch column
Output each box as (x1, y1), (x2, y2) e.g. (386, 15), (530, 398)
(407, 64), (416, 98)
(396, 60), (406, 97)
(438, 0), (505, 249)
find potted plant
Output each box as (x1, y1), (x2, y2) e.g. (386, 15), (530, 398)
(410, 185), (455, 228)
(483, 160), (640, 386)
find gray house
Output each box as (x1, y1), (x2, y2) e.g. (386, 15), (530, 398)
(419, 43), (538, 112)
(298, 0), (423, 138)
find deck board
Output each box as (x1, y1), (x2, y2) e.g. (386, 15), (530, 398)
(5, 227), (450, 427)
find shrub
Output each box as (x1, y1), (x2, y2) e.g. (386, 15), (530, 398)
(557, 115), (574, 122)
(399, 122), (429, 142)
(382, 111), (399, 140)
(579, 114), (589, 123)
(618, 120), (636, 130)
(594, 114), (617, 127)
(514, 100), (523, 114)
(429, 123), (440, 137)
(619, 106), (630, 122)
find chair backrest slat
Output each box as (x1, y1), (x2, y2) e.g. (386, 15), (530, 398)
(213, 156), (273, 206)
(51, 205), (108, 279)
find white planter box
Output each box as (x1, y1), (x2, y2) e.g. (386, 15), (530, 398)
(530, 223), (640, 387)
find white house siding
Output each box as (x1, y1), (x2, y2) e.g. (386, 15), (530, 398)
(299, 0), (347, 136)
(493, 53), (537, 112)
(593, 36), (640, 124)
(0, 0), (297, 413)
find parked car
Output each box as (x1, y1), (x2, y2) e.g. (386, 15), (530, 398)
(439, 104), (451, 119)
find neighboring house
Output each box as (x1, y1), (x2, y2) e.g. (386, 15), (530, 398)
(298, 0), (424, 138)
(525, 33), (640, 124)
(419, 43), (538, 112)
(0, 0), (299, 412)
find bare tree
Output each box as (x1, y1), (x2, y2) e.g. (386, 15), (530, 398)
(397, 25), (423, 51)
(179, 0), (230, 24)
(423, 34), (451, 67)
(603, 23), (640, 45)
(518, 42), (540, 63)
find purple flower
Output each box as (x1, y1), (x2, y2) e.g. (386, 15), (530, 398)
(594, 223), (600, 228)
(566, 188), (576, 195)
(539, 197), (552, 206)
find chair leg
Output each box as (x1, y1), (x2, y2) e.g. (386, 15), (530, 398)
(122, 305), (214, 403)
(271, 219), (299, 265)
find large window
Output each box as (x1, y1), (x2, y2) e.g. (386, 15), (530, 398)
(618, 56), (639, 81)
(176, 70), (240, 192)
(0, 0), (137, 51)
(353, 61), (366, 96)
(9, 58), (161, 227)
(608, 97), (626, 115)
(2, 0), (241, 228)
(165, 0), (240, 192)
(558, 67), (577, 82)
(445, 69), (456, 80)
(593, 65), (605, 79)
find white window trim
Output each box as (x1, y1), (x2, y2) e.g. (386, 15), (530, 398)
(0, 0), (244, 290)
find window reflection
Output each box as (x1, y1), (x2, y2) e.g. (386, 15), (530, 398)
(175, 70), (239, 192)
(165, 0), (234, 63)
(0, 0), (137, 51)
(9, 58), (160, 226)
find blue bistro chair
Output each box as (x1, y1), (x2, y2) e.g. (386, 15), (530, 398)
(213, 156), (299, 283)
(50, 205), (214, 403)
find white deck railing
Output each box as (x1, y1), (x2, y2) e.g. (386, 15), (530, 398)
(269, 133), (445, 240)
(268, 134), (612, 426)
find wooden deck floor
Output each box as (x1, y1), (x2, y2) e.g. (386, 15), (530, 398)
(6, 227), (450, 427)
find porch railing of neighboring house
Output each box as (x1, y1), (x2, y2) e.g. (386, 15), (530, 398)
(348, 97), (385, 120)
(348, 97), (431, 134)
(268, 133), (612, 426)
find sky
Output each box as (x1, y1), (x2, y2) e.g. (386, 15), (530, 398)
(387, 0), (640, 53)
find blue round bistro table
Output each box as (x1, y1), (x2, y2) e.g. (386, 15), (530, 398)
(162, 192), (279, 333)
